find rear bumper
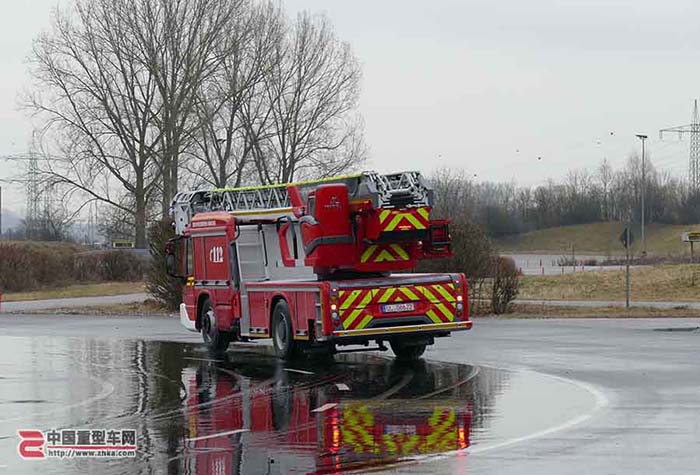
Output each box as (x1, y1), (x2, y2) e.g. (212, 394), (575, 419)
(330, 320), (472, 339)
(180, 304), (197, 332)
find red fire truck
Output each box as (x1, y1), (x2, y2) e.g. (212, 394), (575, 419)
(181, 360), (472, 474)
(166, 171), (471, 359)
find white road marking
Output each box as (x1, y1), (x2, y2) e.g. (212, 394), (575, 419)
(399, 364), (609, 468)
(284, 368), (314, 375)
(186, 429), (249, 442)
(335, 383), (350, 391)
(468, 370), (609, 454)
(312, 403), (338, 413)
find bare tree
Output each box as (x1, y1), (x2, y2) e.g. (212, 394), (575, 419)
(185, 0), (282, 188)
(25, 0), (163, 247)
(24, 0), (367, 246)
(246, 11), (366, 184)
(421, 168), (499, 314)
(597, 158), (613, 220)
(125, 0), (245, 213)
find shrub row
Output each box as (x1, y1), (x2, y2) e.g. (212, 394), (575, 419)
(0, 242), (145, 293)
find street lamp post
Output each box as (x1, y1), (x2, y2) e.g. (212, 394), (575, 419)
(636, 134), (648, 256)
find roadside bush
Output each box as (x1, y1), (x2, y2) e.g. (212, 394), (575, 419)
(73, 252), (104, 281)
(491, 256), (520, 314)
(146, 220), (183, 311)
(0, 243), (35, 292)
(101, 251), (144, 281)
(0, 242), (75, 292)
(418, 168), (523, 315)
(418, 217), (496, 315)
(0, 241), (145, 293)
(74, 251), (145, 281)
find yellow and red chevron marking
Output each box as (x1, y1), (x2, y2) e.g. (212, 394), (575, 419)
(377, 409), (460, 455)
(425, 408), (459, 452)
(337, 283), (459, 330)
(360, 243), (411, 263)
(378, 206), (431, 232)
(340, 404), (377, 454)
(338, 404), (465, 456)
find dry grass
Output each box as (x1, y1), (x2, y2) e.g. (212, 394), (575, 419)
(2, 281), (145, 302)
(495, 222), (700, 255)
(519, 264), (700, 301)
(15, 300), (169, 316)
(503, 303), (700, 319)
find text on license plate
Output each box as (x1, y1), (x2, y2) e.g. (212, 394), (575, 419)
(381, 302), (416, 313)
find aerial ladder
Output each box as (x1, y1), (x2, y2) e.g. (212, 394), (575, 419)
(171, 171), (451, 276)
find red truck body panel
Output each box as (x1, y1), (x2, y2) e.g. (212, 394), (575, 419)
(179, 209), (471, 346)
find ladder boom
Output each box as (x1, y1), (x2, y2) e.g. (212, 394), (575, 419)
(171, 171), (433, 235)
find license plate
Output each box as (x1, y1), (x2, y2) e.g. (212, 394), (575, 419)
(381, 302), (416, 313)
(384, 424), (416, 435)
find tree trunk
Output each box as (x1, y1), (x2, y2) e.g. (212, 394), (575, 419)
(135, 175), (147, 249)
(161, 154), (171, 218)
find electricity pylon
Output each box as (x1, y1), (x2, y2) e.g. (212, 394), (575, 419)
(660, 99), (700, 192)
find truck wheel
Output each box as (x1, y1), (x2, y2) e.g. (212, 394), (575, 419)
(272, 300), (295, 359)
(390, 340), (427, 361)
(200, 298), (231, 355)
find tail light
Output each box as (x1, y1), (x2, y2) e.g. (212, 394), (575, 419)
(330, 410), (340, 453)
(330, 287), (340, 327)
(453, 275), (468, 319)
(424, 220), (452, 258)
(458, 423), (468, 450)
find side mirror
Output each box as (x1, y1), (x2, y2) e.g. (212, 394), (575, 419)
(165, 237), (185, 279)
(165, 253), (178, 277)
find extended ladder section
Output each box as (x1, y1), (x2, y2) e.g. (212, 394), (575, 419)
(171, 171), (433, 235)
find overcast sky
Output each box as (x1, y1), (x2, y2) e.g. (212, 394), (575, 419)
(2, 0), (700, 213)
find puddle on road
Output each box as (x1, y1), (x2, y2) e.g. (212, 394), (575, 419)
(0, 338), (597, 474)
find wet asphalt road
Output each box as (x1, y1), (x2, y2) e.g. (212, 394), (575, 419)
(0, 315), (699, 474)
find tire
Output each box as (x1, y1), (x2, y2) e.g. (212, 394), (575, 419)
(200, 298), (231, 355)
(272, 300), (296, 359)
(271, 380), (293, 430)
(390, 340), (427, 361)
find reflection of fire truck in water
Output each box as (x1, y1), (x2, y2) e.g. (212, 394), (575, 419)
(167, 171), (472, 359)
(182, 360), (472, 474)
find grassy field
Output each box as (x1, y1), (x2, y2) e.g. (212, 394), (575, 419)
(495, 222), (700, 255)
(3, 282), (145, 302)
(519, 264), (700, 301)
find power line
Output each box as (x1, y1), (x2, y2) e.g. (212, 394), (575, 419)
(659, 99), (700, 191)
